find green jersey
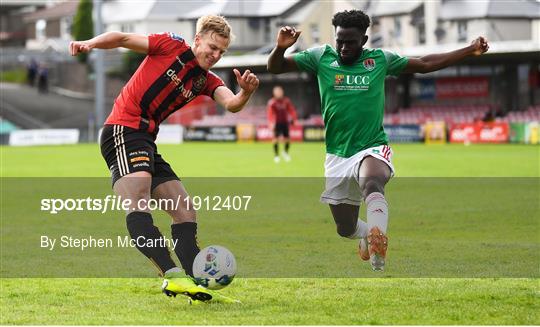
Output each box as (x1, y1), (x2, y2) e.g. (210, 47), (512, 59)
(294, 45), (408, 158)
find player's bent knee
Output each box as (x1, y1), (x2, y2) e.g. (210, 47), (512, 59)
(360, 178), (385, 199)
(124, 185), (151, 202)
(336, 224), (355, 238)
(114, 172), (152, 204)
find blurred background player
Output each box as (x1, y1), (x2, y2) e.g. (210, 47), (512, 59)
(26, 58), (37, 87)
(267, 85), (297, 162)
(70, 14), (258, 303)
(268, 10), (488, 271)
(37, 62), (49, 94)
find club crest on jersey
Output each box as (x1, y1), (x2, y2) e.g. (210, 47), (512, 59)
(192, 75), (207, 94)
(335, 74), (345, 85)
(363, 58), (376, 71)
(168, 32), (183, 42)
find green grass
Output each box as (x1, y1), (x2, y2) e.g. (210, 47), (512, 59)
(1, 142), (539, 325)
(0, 68), (27, 84)
(1, 143), (538, 177)
(1, 278), (538, 325)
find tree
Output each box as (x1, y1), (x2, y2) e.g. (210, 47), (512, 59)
(71, 0), (94, 63)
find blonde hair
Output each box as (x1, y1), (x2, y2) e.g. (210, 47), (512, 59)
(196, 15), (234, 42)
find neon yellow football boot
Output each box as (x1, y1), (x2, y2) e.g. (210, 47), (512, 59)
(162, 271), (240, 304)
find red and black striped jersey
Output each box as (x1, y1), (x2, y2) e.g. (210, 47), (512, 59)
(105, 32), (225, 135)
(267, 97), (297, 124)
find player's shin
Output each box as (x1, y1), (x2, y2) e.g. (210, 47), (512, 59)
(126, 211), (176, 274)
(171, 222), (200, 277)
(366, 192), (388, 233)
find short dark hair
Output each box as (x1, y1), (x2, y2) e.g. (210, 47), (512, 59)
(332, 10), (371, 33)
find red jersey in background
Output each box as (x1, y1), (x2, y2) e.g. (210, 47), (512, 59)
(267, 97), (297, 124)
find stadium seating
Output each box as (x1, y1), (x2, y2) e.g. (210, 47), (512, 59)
(383, 105), (490, 125)
(191, 105), (267, 126)
(166, 97), (218, 126)
(181, 105), (540, 127)
(384, 105), (540, 125)
(503, 105), (540, 123)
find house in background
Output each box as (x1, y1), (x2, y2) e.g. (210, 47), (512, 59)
(23, 0), (77, 51)
(0, 0), (46, 47)
(369, 0), (540, 48)
(436, 0), (540, 44)
(101, 0), (306, 52)
(102, 1), (199, 41)
(5, 0), (537, 114)
(12, 0), (540, 54)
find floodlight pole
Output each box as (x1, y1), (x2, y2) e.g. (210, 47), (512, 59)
(93, 0), (105, 141)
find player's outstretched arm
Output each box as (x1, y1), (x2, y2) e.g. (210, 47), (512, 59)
(402, 36), (489, 74)
(69, 32), (149, 56)
(267, 26), (302, 74)
(214, 69), (259, 113)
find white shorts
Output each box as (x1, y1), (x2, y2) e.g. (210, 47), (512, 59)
(320, 145), (394, 206)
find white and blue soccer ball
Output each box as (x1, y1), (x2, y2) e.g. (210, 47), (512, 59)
(192, 245), (236, 290)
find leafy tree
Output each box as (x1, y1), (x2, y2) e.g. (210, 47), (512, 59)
(71, 0), (94, 63)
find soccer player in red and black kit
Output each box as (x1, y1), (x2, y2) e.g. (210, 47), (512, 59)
(267, 85), (297, 163)
(70, 15), (258, 304)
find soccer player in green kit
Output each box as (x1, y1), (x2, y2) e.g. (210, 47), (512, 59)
(268, 10), (489, 271)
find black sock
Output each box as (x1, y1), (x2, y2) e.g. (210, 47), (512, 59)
(171, 222), (200, 277)
(126, 211), (176, 275)
(285, 141), (290, 153)
(273, 142), (279, 156)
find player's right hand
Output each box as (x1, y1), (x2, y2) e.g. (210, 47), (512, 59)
(276, 26), (301, 49)
(69, 41), (93, 56)
(470, 36), (489, 56)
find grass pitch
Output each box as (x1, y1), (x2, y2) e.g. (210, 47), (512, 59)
(1, 142), (538, 177)
(1, 142), (539, 325)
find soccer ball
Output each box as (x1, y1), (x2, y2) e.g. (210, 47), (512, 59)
(192, 245), (236, 290)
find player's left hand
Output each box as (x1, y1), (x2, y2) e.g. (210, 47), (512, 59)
(470, 36), (489, 55)
(234, 69), (259, 94)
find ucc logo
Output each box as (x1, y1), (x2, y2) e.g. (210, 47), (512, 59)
(334, 74), (370, 85)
